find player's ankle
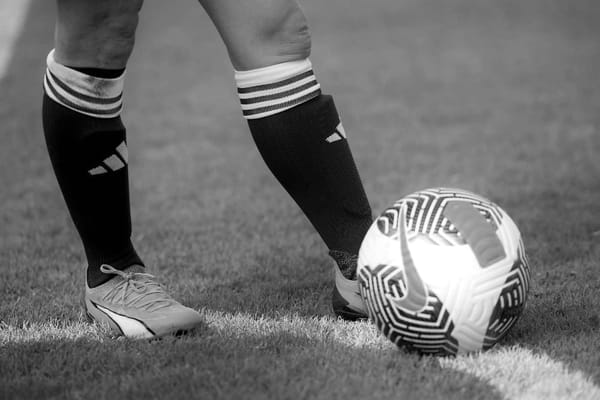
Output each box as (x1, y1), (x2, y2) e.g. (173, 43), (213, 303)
(86, 250), (144, 288)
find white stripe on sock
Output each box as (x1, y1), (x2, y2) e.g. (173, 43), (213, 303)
(46, 50), (124, 98)
(44, 49), (124, 118)
(240, 84), (321, 112)
(235, 59), (321, 119)
(235, 59), (313, 89)
(45, 70), (123, 112)
(238, 75), (318, 100)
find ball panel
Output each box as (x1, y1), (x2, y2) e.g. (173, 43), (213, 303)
(482, 240), (531, 350)
(443, 201), (506, 268)
(358, 263), (460, 356)
(374, 187), (505, 248)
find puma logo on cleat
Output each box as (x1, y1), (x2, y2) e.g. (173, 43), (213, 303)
(325, 122), (347, 143)
(93, 302), (155, 338)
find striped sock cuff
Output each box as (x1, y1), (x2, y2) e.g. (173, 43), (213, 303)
(43, 49), (124, 119)
(235, 59), (322, 120)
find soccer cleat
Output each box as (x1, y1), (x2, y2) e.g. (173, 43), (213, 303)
(84, 264), (202, 338)
(330, 250), (368, 321)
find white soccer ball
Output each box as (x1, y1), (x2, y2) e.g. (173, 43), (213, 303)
(357, 188), (530, 355)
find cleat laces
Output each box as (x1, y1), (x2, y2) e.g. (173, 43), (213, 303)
(99, 264), (176, 311)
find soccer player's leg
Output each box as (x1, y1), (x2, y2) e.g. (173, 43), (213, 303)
(199, 0), (373, 319)
(44, 0), (201, 337)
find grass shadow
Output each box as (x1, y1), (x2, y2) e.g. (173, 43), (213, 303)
(0, 323), (505, 400)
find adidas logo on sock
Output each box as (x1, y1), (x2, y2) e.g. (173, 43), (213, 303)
(88, 141), (128, 175)
(325, 122), (347, 143)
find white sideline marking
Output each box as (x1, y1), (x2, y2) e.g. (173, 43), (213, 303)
(2, 313), (600, 400)
(0, 0), (31, 79)
(439, 346), (600, 400)
(204, 311), (600, 400)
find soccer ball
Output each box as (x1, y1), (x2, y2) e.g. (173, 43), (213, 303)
(357, 188), (530, 356)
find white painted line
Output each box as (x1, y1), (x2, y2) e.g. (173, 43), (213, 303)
(2, 312), (599, 400)
(205, 311), (600, 400)
(440, 345), (600, 400)
(0, 0), (32, 79)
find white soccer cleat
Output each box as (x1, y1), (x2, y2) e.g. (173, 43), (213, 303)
(330, 251), (368, 321)
(84, 265), (202, 338)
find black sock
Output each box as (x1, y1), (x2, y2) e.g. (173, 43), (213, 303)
(248, 94), (373, 255)
(43, 96), (142, 287)
(42, 54), (142, 287)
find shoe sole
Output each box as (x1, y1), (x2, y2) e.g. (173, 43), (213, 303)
(332, 285), (368, 321)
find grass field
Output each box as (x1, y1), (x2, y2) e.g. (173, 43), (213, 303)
(1, 0), (600, 399)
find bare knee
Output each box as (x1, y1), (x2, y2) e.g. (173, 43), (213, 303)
(54, 0), (144, 69)
(202, 0), (312, 70)
(255, 2), (311, 65)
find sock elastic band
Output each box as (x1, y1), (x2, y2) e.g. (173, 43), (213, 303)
(43, 49), (125, 119)
(235, 59), (321, 120)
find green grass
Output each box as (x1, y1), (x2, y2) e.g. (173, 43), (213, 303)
(1, 0), (600, 399)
